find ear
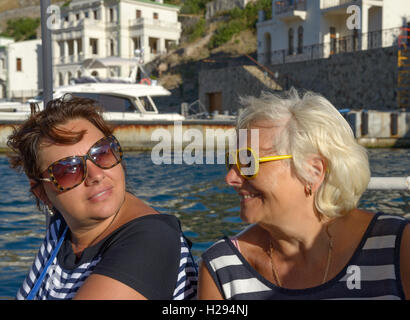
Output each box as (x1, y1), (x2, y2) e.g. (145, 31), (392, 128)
(308, 156), (326, 192)
(29, 179), (52, 208)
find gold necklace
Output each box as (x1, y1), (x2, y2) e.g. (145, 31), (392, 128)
(268, 225), (333, 287)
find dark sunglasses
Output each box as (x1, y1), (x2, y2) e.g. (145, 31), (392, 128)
(39, 135), (123, 191)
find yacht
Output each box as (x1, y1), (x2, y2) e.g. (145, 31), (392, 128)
(0, 57), (185, 123)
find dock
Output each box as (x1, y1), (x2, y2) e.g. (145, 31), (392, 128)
(0, 110), (409, 152)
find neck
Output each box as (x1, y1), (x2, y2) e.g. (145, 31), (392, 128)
(70, 210), (119, 256)
(259, 210), (334, 260)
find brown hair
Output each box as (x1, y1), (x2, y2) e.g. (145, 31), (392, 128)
(7, 95), (114, 208)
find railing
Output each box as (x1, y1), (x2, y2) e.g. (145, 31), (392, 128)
(321, 0), (358, 9)
(259, 27), (401, 65)
(275, 0), (307, 14)
(129, 18), (181, 30)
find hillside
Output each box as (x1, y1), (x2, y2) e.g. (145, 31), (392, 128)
(0, 0), (62, 13)
(0, 0), (263, 111)
(0, 0), (63, 32)
(147, 12), (259, 112)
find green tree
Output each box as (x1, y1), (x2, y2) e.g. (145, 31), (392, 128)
(181, 0), (213, 14)
(0, 17), (40, 42)
(208, 0), (272, 49)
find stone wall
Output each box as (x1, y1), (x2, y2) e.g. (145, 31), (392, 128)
(268, 46), (398, 110)
(199, 46), (399, 112)
(199, 65), (282, 114)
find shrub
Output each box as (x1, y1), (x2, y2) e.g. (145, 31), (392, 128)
(187, 17), (206, 42)
(0, 17), (40, 41)
(208, 0), (272, 49)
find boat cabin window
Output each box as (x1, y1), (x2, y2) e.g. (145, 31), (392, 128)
(71, 92), (138, 113)
(136, 96), (156, 112)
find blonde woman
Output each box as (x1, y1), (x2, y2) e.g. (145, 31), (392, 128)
(198, 89), (410, 300)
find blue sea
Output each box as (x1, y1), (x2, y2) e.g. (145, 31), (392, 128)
(0, 149), (409, 299)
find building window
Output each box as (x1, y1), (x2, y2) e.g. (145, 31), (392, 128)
(330, 27), (336, 55)
(59, 72), (64, 86)
(84, 11), (89, 18)
(90, 38), (98, 55)
(264, 32), (271, 65)
(133, 37), (142, 50)
(165, 39), (176, 52)
(93, 10), (98, 19)
(288, 28), (294, 55)
(109, 8), (114, 22)
(76, 13), (80, 20)
(16, 58), (22, 72)
(136, 10), (141, 18)
(297, 26), (303, 54)
(149, 37), (158, 54)
(110, 39), (115, 56)
(153, 12), (158, 20)
(353, 29), (359, 51)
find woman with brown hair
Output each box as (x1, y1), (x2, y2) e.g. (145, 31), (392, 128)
(8, 95), (197, 300)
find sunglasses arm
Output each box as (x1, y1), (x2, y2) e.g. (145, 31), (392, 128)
(39, 178), (53, 183)
(259, 155), (293, 163)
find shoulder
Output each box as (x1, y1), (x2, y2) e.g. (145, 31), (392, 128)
(92, 214), (183, 299)
(201, 237), (232, 262)
(104, 213), (181, 251)
(400, 220), (410, 299)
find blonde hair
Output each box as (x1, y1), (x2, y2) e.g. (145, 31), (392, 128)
(237, 88), (370, 218)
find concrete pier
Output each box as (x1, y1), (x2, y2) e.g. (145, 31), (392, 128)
(0, 110), (409, 152)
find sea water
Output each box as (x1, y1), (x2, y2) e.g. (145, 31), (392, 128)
(0, 149), (409, 299)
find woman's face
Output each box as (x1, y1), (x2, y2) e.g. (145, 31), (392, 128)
(37, 118), (126, 228)
(226, 119), (306, 225)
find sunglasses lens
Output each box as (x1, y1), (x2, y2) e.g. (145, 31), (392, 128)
(51, 157), (84, 189)
(90, 137), (122, 169)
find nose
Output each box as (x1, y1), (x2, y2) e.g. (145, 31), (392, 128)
(84, 159), (105, 185)
(225, 165), (244, 187)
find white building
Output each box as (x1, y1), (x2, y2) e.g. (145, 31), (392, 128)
(0, 37), (42, 100)
(52, 0), (181, 86)
(257, 0), (410, 65)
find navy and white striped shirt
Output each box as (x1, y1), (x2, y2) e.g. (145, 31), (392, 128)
(17, 213), (197, 300)
(201, 213), (409, 300)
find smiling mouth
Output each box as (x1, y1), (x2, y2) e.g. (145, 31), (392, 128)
(88, 187), (112, 200)
(240, 193), (261, 201)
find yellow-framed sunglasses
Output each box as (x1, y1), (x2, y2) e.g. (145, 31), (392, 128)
(225, 147), (292, 179)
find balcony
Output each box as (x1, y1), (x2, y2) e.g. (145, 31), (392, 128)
(129, 18), (181, 32)
(321, 0), (382, 11)
(258, 27), (400, 65)
(275, 0), (307, 22)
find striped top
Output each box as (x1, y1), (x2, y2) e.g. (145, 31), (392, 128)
(17, 213), (197, 300)
(201, 213), (409, 300)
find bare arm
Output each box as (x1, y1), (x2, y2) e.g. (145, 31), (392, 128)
(73, 274), (148, 300)
(400, 224), (410, 300)
(197, 261), (224, 300)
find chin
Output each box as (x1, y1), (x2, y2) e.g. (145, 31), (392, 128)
(240, 209), (260, 224)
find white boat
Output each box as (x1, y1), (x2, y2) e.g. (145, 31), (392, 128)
(0, 57), (185, 123)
